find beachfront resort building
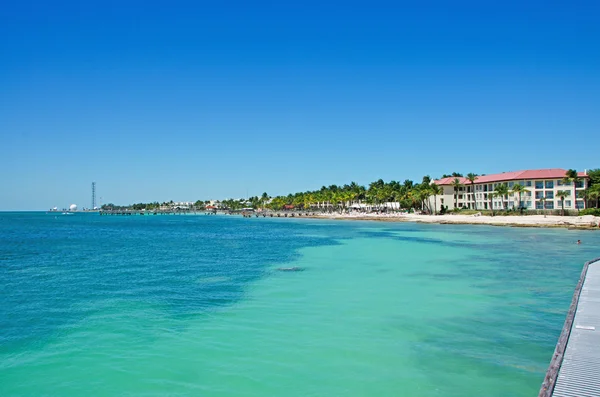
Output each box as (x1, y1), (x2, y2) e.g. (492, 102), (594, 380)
(430, 169), (589, 211)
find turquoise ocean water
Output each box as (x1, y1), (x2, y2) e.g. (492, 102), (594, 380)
(1, 212), (599, 396)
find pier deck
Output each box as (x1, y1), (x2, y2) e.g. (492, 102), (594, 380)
(539, 258), (600, 397)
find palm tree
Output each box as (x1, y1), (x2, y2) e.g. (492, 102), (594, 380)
(491, 191), (503, 216)
(538, 197), (546, 213)
(556, 190), (570, 216)
(430, 183), (442, 215)
(347, 181), (364, 208)
(451, 178), (462, 210)
(466, 173), (478, 210)
(377, 185), (391, 211)
(260, 192), (269, 208)
(416, 187), (431, 214)
(588, 185), (600, 208)
(563, 169), (580, 211)
(494, 183), (509, 211)
(302, 194), (314, 211)
(511, 184), (528, 212)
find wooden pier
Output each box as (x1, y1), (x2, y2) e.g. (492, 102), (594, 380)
(539, 257), (600, 397)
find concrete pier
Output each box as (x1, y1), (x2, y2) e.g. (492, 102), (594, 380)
(539, 257), (600, 397)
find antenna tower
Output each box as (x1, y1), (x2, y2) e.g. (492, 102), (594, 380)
(91, 182), (96, 209)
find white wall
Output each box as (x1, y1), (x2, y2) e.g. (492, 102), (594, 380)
(427, 178), (588, 211)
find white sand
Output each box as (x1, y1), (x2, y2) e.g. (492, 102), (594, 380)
(307, 212), (600, 228)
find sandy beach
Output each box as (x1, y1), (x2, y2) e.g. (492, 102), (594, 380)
(303, 212), (600, 229)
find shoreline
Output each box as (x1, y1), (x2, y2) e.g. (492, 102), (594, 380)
(294, 213), (600, 230)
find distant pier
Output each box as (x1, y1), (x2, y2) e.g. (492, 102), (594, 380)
(98, 209), (316, 217)
(239, 211), (315, 218)
(539, 257), (600, 397)
(99, 209), (215, 216)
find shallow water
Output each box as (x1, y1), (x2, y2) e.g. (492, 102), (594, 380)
(1, 212), (599, 396)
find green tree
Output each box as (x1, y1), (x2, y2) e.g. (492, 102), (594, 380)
(538, 197), (546, 212)
(260, 192), (269, 208)
(556, 190), (570, 216)
(466, 173), (478, 210)
(451, 178), (462, 209)
(430, 183), (442, 215)
(416, 186), (432, 214)
(588, 185), (600, 208)
(490, 191), (503, 216)
(511, 184), (528, 211)
(563, 169), (581, 211)
(194, 200), (205, 210)
(494, 183), (509, 211)
(587, 169), (600, 187)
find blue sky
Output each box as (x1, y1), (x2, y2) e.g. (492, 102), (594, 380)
(1, 1), (599, 210)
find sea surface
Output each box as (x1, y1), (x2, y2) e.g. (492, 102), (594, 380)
(1, 212), (599, 396)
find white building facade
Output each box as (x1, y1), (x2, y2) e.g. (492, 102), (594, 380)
(430, 169), (589, 212)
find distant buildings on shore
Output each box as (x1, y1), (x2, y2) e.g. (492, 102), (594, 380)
(430, 168), (589, 211)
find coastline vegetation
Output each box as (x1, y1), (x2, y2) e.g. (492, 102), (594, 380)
(101, 169), (600, 216)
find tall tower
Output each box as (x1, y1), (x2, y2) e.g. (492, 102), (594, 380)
(91, 182), (96, 209)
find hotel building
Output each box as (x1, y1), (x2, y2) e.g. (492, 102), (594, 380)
(431, 169), (589, 211)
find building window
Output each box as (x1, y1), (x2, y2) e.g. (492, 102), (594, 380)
(525, 191), (532, 197)
(576, 181), (584, 188)
(536, 201), (544, 209)
(557, 180), (563, 186)
(535, 181), (544, 189)
(576, 200), (584, 209)
(565, 200), (571, 208)
(508, 182), (514, 188)
(545, 201), (554, 210)
(526, 201), (532, 208)
(525, 181), (532, 187)
(545, 191), (554, 199)
(458, 195), (463, 199)
(545, 181), (554, 189)
(535, 191), (544, 199)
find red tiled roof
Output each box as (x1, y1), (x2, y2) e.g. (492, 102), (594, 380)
(434, 169), (588, 185)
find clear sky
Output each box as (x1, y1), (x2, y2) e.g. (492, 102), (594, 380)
(1, 1), (599, 210)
